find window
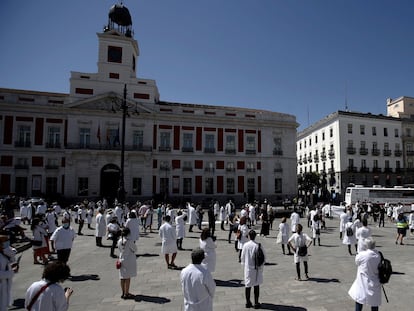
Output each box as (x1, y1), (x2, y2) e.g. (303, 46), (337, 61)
(226, 135), (236, 152)
(361, 159), (366, 168)
(160, 178), (169, 195)
(308, 138), (312, 146)
(247, 162), (255, 172)
(160, 132), (171, 150)
(107, 46), (122, 63)
(133, 130), (143, 149)
(226, 162), (235, 172)
(348, 124), (353, 134)
(205, 177), (214, 194)
(183, 178), (192, 194)
(106, 128), (119, 146)
(205, 161), (214, 172)
(46, 158), (59, 168)
(384, 127), (388, 137)
(407, 143), (413, 152)
(395, 143), (400, 151)
(46, 177), (58, 196)
(183, 161), (192, 171)
(247, 178), (255, 194)
(274, 178), (282, 193)
(373, 142), (378, 149)
(396, 160), (401, 170)
(17, 125), (31, 146)
(360, 125), (365, 135)
(15, 177), (28, 196)
(385, 160), (390, 169)
(132, 178), (142, 195)
(395, 129), (399, 137)
(348, 158), (354, 168)
(372, 126), (377, 136)
(315, 135), (318, 144)
(78, 177), (88, 196)
(16, 158), (29, 168)
(348, 140), (353, 148)
(246, 136), (256, 152)
(322, 131), (325, 140)
(384, 142), (389, 150)
(205, 134), (215, 152)
(47, 127), (60, 148)
(79, 128), (90, 148)
(330, 128), (333, 137)
(373, 159), (378, 168)
(273, 137), (282, 155)
(183, 133), (193, 149)
(406, 128), (411, 137)
(361, 141), (366, 148)
(160, 160), (170, 170)
(226, 178), (235, 194)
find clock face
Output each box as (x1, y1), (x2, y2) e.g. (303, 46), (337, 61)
(108, 46), (122, 63)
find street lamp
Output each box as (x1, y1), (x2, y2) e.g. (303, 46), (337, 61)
(117, 84), (127, 203)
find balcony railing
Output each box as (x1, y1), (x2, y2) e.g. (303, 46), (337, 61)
(45, 142), (61, 149)
(347, 147), (356, 155)
(182, 167), (193, 171)
(383, 149), (392, 156)
(394, 150), (402, 157)
(159, 146), (171, 152)
(204, 148), (216, 153)
(159, 166), (170, 171)
(226, 167), (235, 172)
(371, 149), (381, 156)
(274, 168), (283, 173)
(45, 165), (59, 170)
(328, 150), (335, 159)
(181, 147), (194, 152)
(359, 148), (368, 155)
(66, 143), (152, 151)
(14, 140), (31, 148)
(360, 167), (369, 173)
(383, 168), (393, 173)
(347, 166), (357, 173)
(225, 148), (236, 154)
(273, 149), (283, 156)
(372, 167), (382, 173)
(313, 155), (319, 162)
(245, 149), (256, 155)
(204, 167), (215, 172)
(406, 150), (414, 156)
(246, 168), (256, 172)
(14, 164), (29, 169)
(303, 158), (308, 164)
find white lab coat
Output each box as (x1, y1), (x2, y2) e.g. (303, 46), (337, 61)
(159, 222), (177, 254)
(176, 214), (187, 239)
(25, 280), (68, 311)
(339, 212), (348, 233)
(180, 263), (215, 311)
(187, 204), (198, 225)
(290, 212), (300, 232)
(199, 237), (217, 273)
(348, 249), (382, 307)
(118, 237), (137, 279)
(241, 240), (266, 287)
(0, 247), (16, 310)
(237, 224), (249, 250)
(356, 226), (372, 252)
(343, 222), (357, 245)
(288, 232), (312, 263)
(278, 222), (290, 244)
(125, 217), (140, 242)
(95, 213), (107, 238)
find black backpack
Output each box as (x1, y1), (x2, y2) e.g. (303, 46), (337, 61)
(378, 251), (392, 284)
(255, 243), (265, 268)
(346, 227), (353, 237)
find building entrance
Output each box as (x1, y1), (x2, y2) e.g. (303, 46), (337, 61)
(100, 164), (120, 204)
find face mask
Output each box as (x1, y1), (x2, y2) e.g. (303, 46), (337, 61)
(2, 241), (10, 249)
(63, 223), (70, 229)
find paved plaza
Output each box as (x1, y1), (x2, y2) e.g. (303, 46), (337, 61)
(9, 213), (413, 311)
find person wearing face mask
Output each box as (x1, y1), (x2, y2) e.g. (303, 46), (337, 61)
(50, 218), (76, 264)
(0, 234), (18, 310)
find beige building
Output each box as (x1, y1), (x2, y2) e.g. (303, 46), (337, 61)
(0, 4), (297, 205)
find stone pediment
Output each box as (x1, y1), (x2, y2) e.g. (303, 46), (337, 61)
(64, 92), (154, 114)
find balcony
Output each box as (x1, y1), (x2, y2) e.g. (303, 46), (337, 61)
(204, 167), (215, 172)
(328, 150), (335, 159)
(298, 160), (302, 165)
(14, 164), (29, 169)
(307, 156), (313, 163)
(245, 149), (256, 155)
(328, 168), (335, 174)
(406, 150), (414, 156)
(347, 166), (357, 173)
(182, 167), (193, 171)
(159, 146), (171, 152)
(246, 168), (256, 172)
(383, 167), (393, 173)
(395, 168), (403, 173)
(303, 158), (308, 164)
(360, 167), (369, 173)
(66, 143), (152, 151)
(181, 147), (194, 152)
(394, 150), (402, 157)
(14, 140), (31, 148)
(204, 148), (216, 153)
(274, 167), (283, 173)
(359, 148), (368, 155)
(45, 142), (61, 149)
(226, 167), (235, 172)
(225, 148), (236, 154)
(371, 149), (381, 156)
(383, 149), (392, 156)
(273, 149), (283, 156)
(372, 167), (382, 173)
(347, 147), (356, 155)
(313, 154), (319, 162)
(159, 165), (170, 171)
(45, 165), (59, 170)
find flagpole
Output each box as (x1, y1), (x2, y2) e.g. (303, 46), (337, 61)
(118, 84), (127, 203)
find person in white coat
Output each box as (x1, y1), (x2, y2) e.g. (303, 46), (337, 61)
(343, 217), (358, 255)
(288, 223), (312, 281)
(278, 217), (292, 255)
(180, 248), (216, 311)
(241, 230), (266, 309)
(124, 210), (140, 243)
(237, 216), (249, 263)
(356, 219), (372, 253)
(95, 209), (107, 247)
(339, 208), (349, 239)
(290, 209), (300, 233)
(219, 205), (227, 230)
(199, 228), (217, 273)
(0, 235), (18, 311)
(348, 238), (381, 311)
(117, 228), (137, 299)
(176, 210), (187, 250)
(159, 215), (178, 269)
(187, 203), (198, 232)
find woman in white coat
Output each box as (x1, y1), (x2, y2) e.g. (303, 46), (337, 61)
(277, 217), (292, 255)
(187, 203), (198, 232)
(95, 208), (107, 247)
(176, 210), (187, 250)
(237, 216), (249, 263)
(0, 235), (18, 311)
(288, 223), (312, 281)
(199, 228), (217, 273)
(117, 227), (137, 299)
(343, 217), (358, 255)
(348, 238), (381, 311)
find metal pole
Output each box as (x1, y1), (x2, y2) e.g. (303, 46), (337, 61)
(118, 84), (127, 203)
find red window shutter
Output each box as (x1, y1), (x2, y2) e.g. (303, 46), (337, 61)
(153, 159), (158, 169)
(3, 116), (13, 144)
(35, 118), (44, 145)
(195, 176), (202, 193)
(258, 176), (262, 193)
(153, 124), (157, 149)
(174, 126), (180, 150)
(61, 157), (66, 167)
(238, 176), (244, 193)
(216, 160), (224, 169)
(257, 161), (261, 170)
(196, 127), (202, 151)
(238, 129), (244, 152)
(172, 160), (180, 169)
(258, 130), (261, 153)
(0, 156), (13, 166)
(237, 161), (245, 170)
(217, 176), (224, 193)
(32, 156), (43, 167)
(217, 128), (223, 151)
(195, 160), (203, 169)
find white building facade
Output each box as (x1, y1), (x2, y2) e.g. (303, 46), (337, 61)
(0, 3), (297, 206)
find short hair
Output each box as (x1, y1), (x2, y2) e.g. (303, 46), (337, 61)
(121, 227), (130, 237)
(42, 262), (71, 283)
(164, 215), (171, 222)
(239, 216), (247, 225)
(128, 211), (137, 218)
(281, 217), (287, 223)
(362, 218), (368, 226)
(200, 228), (210, 240)
(248, 230), (257, 240)
(296, 223), (303, 233)
(191, 248), (205, 264)
(360, 237), (376, 250)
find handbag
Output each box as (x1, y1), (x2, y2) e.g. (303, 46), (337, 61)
(298, 245), (307, 256)
(116, 259), (121, 269)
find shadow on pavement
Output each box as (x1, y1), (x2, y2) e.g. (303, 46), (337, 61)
(137, 253), (159, 257)
(135, 294), (170, 304)
(307, 277), (340, 283)
(259, 303), (307, 310)
(69, 274), (100, 281)
(215, 279), (243, 287)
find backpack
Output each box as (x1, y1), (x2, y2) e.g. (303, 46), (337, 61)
(313, 214), (319, 222)
(378, 251), (392, 284)
(255, 243), (265, 268)
(346, 226), (353, 237)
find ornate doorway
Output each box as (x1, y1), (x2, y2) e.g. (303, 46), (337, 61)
(100, 164), (120, 204)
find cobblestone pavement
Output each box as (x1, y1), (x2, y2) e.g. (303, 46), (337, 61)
(9, 214), (413, 311)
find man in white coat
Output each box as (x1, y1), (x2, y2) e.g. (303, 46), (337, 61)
(95, 208), (107, 247)
(180, 248), (216, 311)
(348, 238), (381, 311)
(187, 203), (198, 232)
(241, 230), (266, 309)
(159, 215), (178, 269)
(290, 209), (300, 233)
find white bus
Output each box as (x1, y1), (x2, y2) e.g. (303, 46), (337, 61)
(345, 185), (414, 211)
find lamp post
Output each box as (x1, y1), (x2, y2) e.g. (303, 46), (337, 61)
(118, 84), (127, 203)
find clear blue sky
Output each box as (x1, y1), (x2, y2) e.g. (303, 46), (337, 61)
(1, 0), (414, 130)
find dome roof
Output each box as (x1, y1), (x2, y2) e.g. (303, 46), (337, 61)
(108, 3), (132, 26)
